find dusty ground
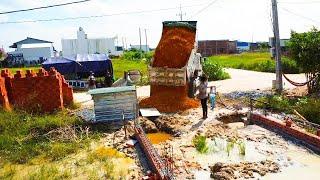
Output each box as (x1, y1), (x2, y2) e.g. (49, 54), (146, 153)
(72, 69), (319, 179)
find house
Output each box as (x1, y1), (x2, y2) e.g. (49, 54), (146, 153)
(129, 45), (150, 52)
(8, 37), (54, 65)
(236, 41), (251, 52)
(197, 40), (237, 57)
(61, 27), (123, 57)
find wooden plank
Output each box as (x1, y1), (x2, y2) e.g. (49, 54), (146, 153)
(140, 108), (161, 117)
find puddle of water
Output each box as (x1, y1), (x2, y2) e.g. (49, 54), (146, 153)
(146, 133), (172, 144)
(192, 125), (320, 179)
(194, 137), (266, 165)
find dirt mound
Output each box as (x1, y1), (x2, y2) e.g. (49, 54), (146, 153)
(138, 114), (191, 135)
(140, 85), (199, 113)
(153, 114), (191, 135)
(204, 123), (239, 139)
(210, 160), (280, 179)
(152, 27), (196, 68)
(139, 25), (199, 113)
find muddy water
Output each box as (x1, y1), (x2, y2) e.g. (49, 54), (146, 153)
(146, 133), (172, 144)
(193, 125), (320, 179)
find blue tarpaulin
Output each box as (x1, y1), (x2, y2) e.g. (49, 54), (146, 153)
(42, 54), (113, 78)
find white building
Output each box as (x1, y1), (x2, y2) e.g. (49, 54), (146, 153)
(8, 37), (54, 65)
(62, 27), (123, 57)
(129, 45), (150, 52)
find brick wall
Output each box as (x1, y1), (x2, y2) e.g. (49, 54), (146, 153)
(250, 113), (320, 151)
(0, 68), (73, 113)
(198, 40), (237, 57)
(0, 77), (10, 110)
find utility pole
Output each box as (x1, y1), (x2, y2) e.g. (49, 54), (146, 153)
(271, 0), (283, 93)
(176, 4), (186, 21)
(139, 27), (142, 58)
(139, 27), (142, 51)
(145, 29), (148, 52)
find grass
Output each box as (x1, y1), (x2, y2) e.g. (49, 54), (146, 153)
(255, 96), (320, 125)
(0, 110), (134, 179)
(112, 58), (149, 85)
(207, 52), (302, 74)
(112, 58), (148, 80)
(0, 66), (41, 74)
(0, 110), (92, 164)
(192, 135), (209, 154)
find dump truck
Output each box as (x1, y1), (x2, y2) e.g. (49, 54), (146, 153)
(148, 21), (202, 95)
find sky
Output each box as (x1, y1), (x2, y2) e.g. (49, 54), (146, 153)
(0, 0), (320, 51)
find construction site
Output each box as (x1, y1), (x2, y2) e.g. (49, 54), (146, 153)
(1, 1), (320, 179)
(70, 21), (320, 179)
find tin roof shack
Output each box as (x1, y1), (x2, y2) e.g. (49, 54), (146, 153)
(88, 86), (138, 125)
(198, 40), (237, 57)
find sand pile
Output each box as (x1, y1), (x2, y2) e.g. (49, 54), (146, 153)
(140, 24), (199, 112)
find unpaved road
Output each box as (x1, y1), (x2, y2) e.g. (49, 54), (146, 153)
(74, 68), (306, 103)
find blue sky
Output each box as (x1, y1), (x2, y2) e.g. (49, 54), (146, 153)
(0, 0), (319, 51)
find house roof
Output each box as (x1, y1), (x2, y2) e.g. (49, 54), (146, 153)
(10, 37), (52, 48)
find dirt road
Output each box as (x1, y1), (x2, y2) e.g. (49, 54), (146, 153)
(74, 69), (306, 103)
(137, 68), (306, 97)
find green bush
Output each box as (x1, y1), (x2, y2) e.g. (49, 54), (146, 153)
(192, 135), (209, 154)
(121, 50), (154, 61)
(296, 98), (320, 124)
(255, 96), (320, 125)
(202, 61), (230, 81)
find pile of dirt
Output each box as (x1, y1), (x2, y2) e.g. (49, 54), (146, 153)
(138, 117), (159, 133)
(139, 25), (199, 113)
(204, 123), (239, 139)
(152, 27), (196, 68)
(138, 115), (191, 135)
(153, 114), (191, 135)
(210, 160), (280, 179)
(140, 85), (199, 113)
(217, 112), (246, 124)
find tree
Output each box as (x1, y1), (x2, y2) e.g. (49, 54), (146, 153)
(288, 28), (320, 93)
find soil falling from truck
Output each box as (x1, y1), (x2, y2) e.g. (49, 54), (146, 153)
(140, 24), (199, 113)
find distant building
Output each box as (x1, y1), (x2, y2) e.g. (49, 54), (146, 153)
(62, 27), (123, 57)
(129, 45), (150, 52)
(198, 40), (237, 57)
(236, 41), (251, 52)
(8, 37), (54, 65)
(269, 38), (290, 56)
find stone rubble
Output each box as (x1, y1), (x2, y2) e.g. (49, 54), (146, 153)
(209, 160), (280, 179)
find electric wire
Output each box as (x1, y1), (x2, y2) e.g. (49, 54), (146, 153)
(279, 6), (320, 25)
(0, 0), (92, 15)
(187, 0), (220, 20)
(279, 1), (320, 4)
(0, 4), (208, 25)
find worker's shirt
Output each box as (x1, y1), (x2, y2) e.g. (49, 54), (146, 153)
(197, 82), (208, 99)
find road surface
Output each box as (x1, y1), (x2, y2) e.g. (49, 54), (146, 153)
(137, 68), (306, 97)
(74, 68), (306, 103)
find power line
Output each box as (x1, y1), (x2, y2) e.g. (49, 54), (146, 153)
(279, 1), (320, 4)
(0, 0), (92, 15)
(0, 4), (206, 25)
(279, 6), (320, 25)
(187, 0), (220, 20)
